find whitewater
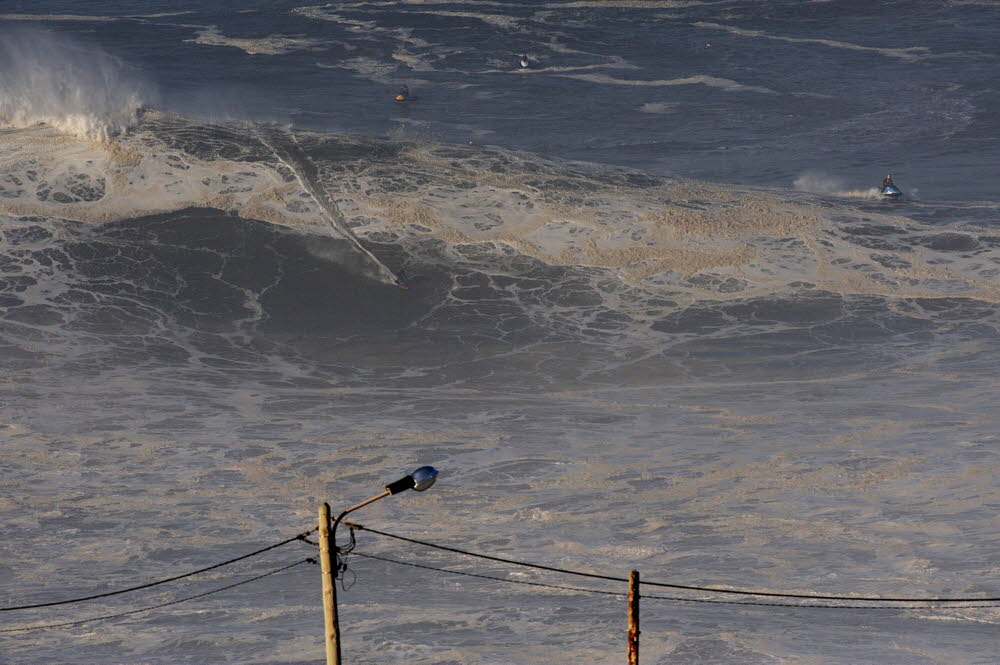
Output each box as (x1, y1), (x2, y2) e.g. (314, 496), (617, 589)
(3, 3), (1000, 664)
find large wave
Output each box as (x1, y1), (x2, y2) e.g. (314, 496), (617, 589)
(0, 27), (154, 140)
(1, 112), (999, 394)
(1, 111), (997, 305)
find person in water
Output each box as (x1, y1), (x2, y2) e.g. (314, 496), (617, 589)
(396, 84), (410, 102)
(518, 54), (529, 68)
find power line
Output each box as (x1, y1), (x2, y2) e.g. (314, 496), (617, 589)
(0, 558), (314, 634)
(354, 551), (1000, 611)
(348, 524), (624, 583)
(0, 530), (317, 612)
(353, 552), (624, 597)
(348, 523), (1000, 604)
(640, 593), (1000, 611)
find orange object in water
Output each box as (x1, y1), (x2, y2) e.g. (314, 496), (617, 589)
(395, 94), (405, 102)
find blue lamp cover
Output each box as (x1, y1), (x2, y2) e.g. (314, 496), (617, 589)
(411, 465), (438, 491)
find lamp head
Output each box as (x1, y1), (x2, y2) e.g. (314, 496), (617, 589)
(385, 465), (439, 494)
(411, 465), (438, 491)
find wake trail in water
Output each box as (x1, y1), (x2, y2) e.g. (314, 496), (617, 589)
(255, 126), (398, 285)
(793, 171), (881, 199)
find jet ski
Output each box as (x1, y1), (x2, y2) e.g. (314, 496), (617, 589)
(880, 183), (903, 199)
(879, 174), (903, 199)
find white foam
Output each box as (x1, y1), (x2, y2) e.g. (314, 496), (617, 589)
(4, 114), (997, 305)
(294, 6), (429, 46)
(0, 114), (324, 232)
(406, 9), (522, 29)
(0, 13), (118, 21)
(694, 21), (933, 62)
(505, 58), (638, 75)
(793, 172), (885, 199)
(0, 27), (152, 141)
(0, 12), (193, 21)
(292, 7), (378, 30)
(639, 101), (679, 114)
(324, 139), (1000, 304)
(186, 26), (325, 56)
(552, 1), (706, 7)
(559, 72), (777, 94)
(391, 50), (437, 71)
(317, 56), (399, 80)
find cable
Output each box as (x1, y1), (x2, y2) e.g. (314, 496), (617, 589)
(640, 593), (1000, 611)
(355, 552), (1000, 611)
(353, 552), (625, 597)
(0, 558), (314, 634)
(1, 530), (317, 612)
(641, 580), (1000, 604)
(349, 524), (625, 584)
(348, 524), (1000, 604)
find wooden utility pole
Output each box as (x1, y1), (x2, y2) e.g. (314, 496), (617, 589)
(318, 503), (342, 665)
(628, 569), (640, 665)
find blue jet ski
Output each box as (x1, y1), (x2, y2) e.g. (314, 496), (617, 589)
(879, 174), (902, 199)
(880, 183), (903, 199)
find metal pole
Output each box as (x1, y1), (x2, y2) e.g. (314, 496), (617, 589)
(318, 503), (341, 665)
(628, 569), (640, 665)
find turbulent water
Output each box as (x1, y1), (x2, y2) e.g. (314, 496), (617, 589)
(2, 2), (1000, 664)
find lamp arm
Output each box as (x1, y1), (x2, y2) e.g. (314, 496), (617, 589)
(331, 489), (391, 551)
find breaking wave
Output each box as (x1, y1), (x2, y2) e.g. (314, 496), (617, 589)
(0, 27), (154, 141)
(1, 111), (999, 394)
(1, 112), (997, 307)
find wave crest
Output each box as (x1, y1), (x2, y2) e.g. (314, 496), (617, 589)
(0, 27), (154, 140)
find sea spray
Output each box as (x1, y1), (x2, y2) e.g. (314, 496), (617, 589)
(793, 171), (880, 199)
(0, 27), (155, 141)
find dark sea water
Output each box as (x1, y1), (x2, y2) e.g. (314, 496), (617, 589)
(2, 2), (1000, 664)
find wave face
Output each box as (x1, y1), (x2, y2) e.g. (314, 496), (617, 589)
(0, 27), (152, 140)
(3, 114), (1000, 665)
(2, 113), (999, 387)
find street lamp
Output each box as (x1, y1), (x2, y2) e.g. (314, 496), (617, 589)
(319, 466), (440, 665)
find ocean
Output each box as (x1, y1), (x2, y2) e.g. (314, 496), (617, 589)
(2, 2), (1000, 664)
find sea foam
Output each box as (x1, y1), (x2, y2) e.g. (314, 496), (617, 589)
(0, 27), (154, 141)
